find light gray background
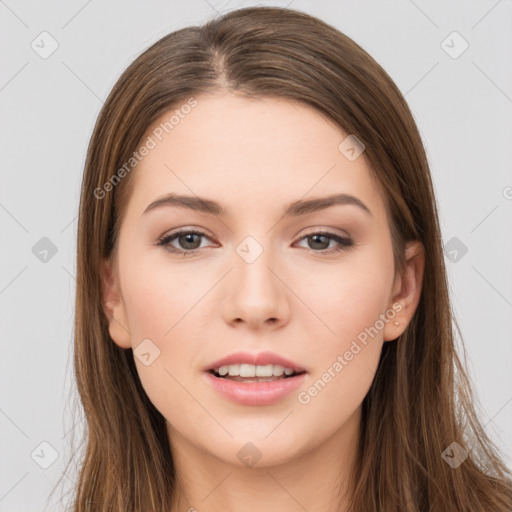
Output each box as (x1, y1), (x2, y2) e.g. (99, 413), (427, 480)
(1, 1), (511, 510)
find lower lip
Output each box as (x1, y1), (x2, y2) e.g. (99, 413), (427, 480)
(203, 371), (307, 406)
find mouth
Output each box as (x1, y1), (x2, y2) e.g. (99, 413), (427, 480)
(207, 364), (307, 383)
(204, 364), (308, 406)
(205, 351), (307, 379)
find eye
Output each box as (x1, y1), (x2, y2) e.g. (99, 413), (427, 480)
(157, 229), (213, 256)
(295, 231), (354, 254)
(156, 229), (354, 256)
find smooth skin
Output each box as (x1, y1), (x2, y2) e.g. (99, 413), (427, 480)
(101, 92), (424, 512)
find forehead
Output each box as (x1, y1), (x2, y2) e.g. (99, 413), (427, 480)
(123, 92), (386, 222)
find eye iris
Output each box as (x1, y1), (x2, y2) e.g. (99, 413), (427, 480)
(308, 234), (330, 250)
(179, 233), (201, 250)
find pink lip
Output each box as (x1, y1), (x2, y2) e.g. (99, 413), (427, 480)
(203, 371), (307, 406)
(205, 351), (306, 373)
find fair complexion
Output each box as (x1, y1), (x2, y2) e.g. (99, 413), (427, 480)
(101, 92), (424, 512)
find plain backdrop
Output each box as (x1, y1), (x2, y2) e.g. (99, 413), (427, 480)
(1, 1), (511, 510)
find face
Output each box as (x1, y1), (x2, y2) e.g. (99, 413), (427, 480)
(101, 92), (423, 467)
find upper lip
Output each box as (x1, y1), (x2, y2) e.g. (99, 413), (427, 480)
(205, 351), (307, 373)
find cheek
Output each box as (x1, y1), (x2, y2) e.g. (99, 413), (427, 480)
(119, 254), (210, 401)
(294, 270), (390, 432)
(121, 254), (205, 340)
(122, 267), (199, 424)
(295, 249), (393, 408)
(301, 247), (394, 343)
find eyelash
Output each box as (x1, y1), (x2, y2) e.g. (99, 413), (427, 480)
(156, 229), (354, 257)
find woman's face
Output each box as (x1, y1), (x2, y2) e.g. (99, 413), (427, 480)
(101, 92), (422, 467)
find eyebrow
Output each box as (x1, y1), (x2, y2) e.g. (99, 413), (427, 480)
(142, 192), (372, 218)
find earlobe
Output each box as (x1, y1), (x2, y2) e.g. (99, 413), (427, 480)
(100, 258), (132, 349)
(383, 240), (425, 342)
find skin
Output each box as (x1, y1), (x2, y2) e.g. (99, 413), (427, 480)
(101, 92), (424, 512)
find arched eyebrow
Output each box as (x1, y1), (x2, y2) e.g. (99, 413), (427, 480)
(142, 192), (373, 218)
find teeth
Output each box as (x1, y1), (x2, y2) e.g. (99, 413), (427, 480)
(215, 364), (297, 377)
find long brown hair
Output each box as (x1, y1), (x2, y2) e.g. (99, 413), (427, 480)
(57, 6), (512, 511)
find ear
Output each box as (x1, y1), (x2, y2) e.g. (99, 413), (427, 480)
(383, 240), (425, 342)
(100, 258), (132, 349)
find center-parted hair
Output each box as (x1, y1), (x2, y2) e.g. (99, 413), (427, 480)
(56, 6), (512, 511)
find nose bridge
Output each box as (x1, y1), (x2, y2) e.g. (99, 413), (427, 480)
(224, 232), (289, 325)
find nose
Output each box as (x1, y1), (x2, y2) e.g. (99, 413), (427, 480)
(221, 247), (290, 330)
